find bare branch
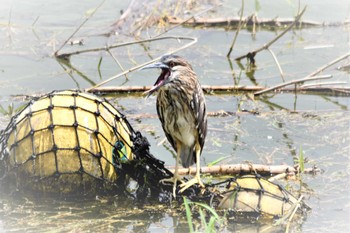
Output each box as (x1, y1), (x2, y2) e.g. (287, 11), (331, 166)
(255, 52), (350, 95)
(235, 5), (307, 62)
(227, 0), (244, 57)
(254, 75), (332, 96)
(307, 52), (350, 78)
(88, 83), (350, 96)
(167, 164), (321, 176)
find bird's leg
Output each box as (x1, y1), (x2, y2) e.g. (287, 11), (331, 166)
(172, 156), (180, 197)
(179, 146), (204, 193)
(159, 146), (184, 198)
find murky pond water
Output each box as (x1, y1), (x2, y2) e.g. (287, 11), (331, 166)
(1, 0), (350, 232)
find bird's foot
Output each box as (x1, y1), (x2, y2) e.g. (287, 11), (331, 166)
(159, 175), (184, 185)
(179, 176), (204, 193)
(160, 176), (184, 198)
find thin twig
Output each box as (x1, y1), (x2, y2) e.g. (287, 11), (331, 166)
(254, 74), (332, 96)
(54, 0), (106, 56)
(301, 81), (347, 88)
(267, 48), (285, 82)
(307, 52), (350, 77)
(255, 52), (350, 95)
(127, 47), (138, 66)
(235, 5), (307, 61)
(56, 36), (192, 58)
(285, 195), (304, 233)
(252, 14), (257, 37)
(86, 36), (198, 91)
(227, 0), (244, 57)
(57, 35), (197, 59)
(106, 49), (129, 80)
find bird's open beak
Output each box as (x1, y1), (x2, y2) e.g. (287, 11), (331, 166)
(141, 62), (170, 97)
(141, 62), (169, 70)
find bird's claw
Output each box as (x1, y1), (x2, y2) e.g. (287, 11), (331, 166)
(159, 176), (184, 198)
(179, 177), (204, 193)
(159, 175), (184, 185)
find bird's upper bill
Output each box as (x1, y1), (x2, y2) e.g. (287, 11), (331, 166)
(141, 62), (171, 97)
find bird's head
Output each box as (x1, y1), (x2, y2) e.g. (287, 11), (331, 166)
(141, 54), (193, 96)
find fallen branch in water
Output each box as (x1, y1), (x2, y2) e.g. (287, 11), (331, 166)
(167, 14), (327, 28)
(167, 164), (321, 176)
(127, 110), (240, 119)
(254, 74), (332, 96)
(235, 6), (307, 63)
(14, 85), (350, 104)
(88, 84), (350, 96)
(87, 85), (265, 93)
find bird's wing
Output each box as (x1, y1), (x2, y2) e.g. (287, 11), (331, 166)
(190, 81), (207, 153)
(156, 99), (178, 151)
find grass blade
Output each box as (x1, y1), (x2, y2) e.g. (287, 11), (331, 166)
(299, 146), (305, 173)
(183, 197), (194, 233)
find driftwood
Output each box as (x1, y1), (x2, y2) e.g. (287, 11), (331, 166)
(87, 84), (350, 96)
(167, 164), (321, 176)
(13, 84), (349, 105)
(88, 85), (264, 94)
(167, 15), (323, 28)
(127, 111), (241, 120)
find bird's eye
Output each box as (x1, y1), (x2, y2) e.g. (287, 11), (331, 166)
(169, 62), (175, 68)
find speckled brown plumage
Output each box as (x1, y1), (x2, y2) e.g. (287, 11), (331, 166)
(142, 54), (207, 196)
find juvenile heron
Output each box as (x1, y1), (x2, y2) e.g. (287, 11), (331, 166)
(142, 54), (207, 197)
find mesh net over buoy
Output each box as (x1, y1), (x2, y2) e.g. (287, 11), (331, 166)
(0, 90), (134, 196)
(216, 175), (300, 218)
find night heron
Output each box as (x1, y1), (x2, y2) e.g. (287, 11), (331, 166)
(142, 54), (207, 197)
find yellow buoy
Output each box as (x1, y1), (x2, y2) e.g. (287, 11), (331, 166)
(218, 175), (299, 218)
(3, 90), (133, 196)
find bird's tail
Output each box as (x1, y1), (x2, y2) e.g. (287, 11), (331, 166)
(180, 146), (195, 168)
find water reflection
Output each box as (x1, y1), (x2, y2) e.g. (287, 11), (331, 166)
(0, 193), (305, 233)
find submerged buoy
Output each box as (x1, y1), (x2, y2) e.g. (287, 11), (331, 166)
(1, 90), (134, 196)
(218, 175), (300, 218)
